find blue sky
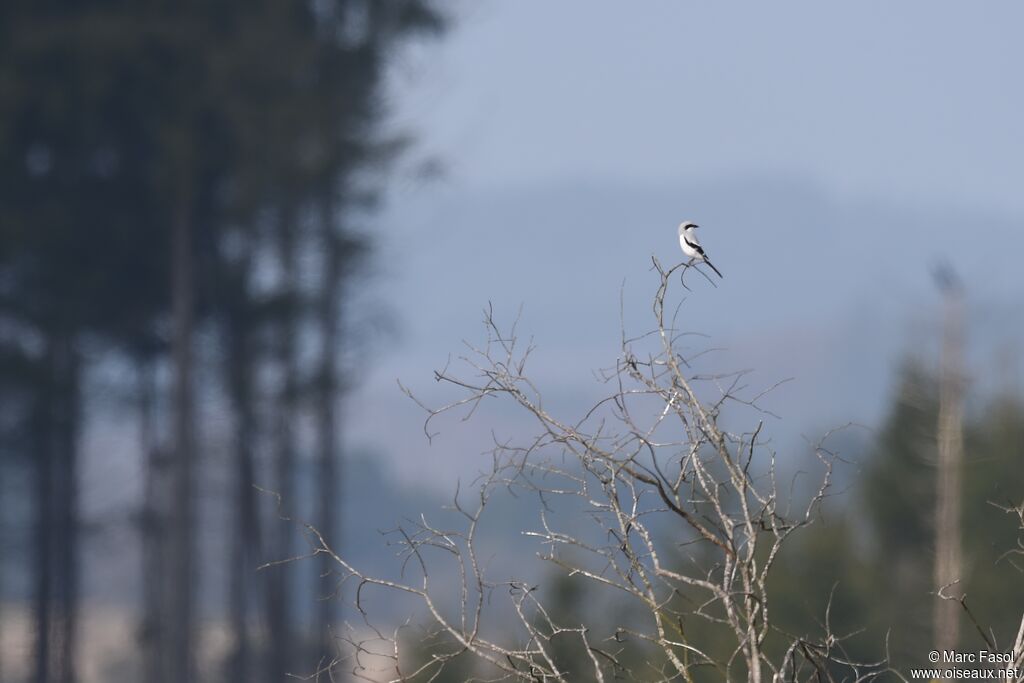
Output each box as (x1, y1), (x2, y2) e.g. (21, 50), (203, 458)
(347, 1), (1024, 489)
(386, 2), (1024, 210)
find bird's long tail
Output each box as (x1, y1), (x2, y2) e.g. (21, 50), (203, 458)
(704, 258), (723, 278)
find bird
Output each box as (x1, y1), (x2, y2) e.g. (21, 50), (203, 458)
(677, 221), (723, 278)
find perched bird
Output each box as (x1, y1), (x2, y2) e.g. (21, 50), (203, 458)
(677, 221), (723, 278)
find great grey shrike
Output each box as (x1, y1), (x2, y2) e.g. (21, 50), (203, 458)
(678, 221), (723, 278)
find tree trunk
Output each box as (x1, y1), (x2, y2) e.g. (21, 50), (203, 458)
(138, 356), (166, 683)
(226, 254), (260, 683)
(32, 331), (81, 683)
(32, 350), (54, 683)
(315, 198), (342, 661)
(167, 198), (196, 683)
(229, 371), (259, 683)
(934, 272), (964, 655)
(267, 210), (298, 682)
(53, 336), (80, 683)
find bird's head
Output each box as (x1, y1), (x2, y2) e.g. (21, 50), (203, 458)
(678, 221), (698, 234)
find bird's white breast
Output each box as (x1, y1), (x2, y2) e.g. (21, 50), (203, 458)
(679, 232), (699, 259)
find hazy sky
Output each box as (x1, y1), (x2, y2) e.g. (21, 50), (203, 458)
(389, 2), (1024, 209)
(347, 1), (1024, 489)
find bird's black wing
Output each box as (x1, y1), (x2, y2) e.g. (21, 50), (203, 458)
(684, 237), (723, 277)
(683, 237), (706, 257)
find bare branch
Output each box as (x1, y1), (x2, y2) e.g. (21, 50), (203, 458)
(284, 259), (889, 682)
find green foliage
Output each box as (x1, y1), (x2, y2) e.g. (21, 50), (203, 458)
(0, 0), (446, 350)
(0, 1), (446, 679)
(959, 393), (1024, 649)
(773, 361), (1024, 672)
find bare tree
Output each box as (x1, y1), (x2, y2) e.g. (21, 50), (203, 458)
(933, 266), (965, 654)
(1000, 503), (1024, 679)
(937, 500), (1024, 682)
(280, 258), (890, 682)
